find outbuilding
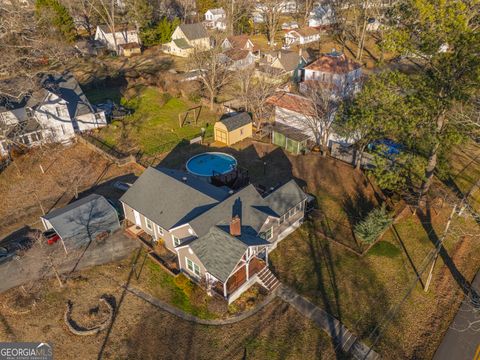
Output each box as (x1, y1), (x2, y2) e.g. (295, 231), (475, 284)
(214, 112), (252, 146)
(40, 194), (120, 251)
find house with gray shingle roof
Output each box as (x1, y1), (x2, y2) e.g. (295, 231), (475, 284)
(120, 166), (308, 303)
(162, 23), (211, 57)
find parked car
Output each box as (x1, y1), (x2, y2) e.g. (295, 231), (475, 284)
(113, 181), (132, 192)
(43, 229), (60, 245)
(0, 246), (20, 265)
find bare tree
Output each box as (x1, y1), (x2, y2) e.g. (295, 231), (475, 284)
(236, 67), (278, 128)
(299, 84), (341, 155)
(0, 4), (73, 99)
(64, 0), (100, 38)
(259, 0), (282, 48)
(188, 38), (233, 110)
(220, 0), (255, 35)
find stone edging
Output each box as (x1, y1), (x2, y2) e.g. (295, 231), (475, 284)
(64, 296), (115, 336)
(123, 285), (277, 326)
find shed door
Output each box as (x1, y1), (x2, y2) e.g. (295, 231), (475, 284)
(273, 131), (286, 148)
(215, 129), (228, 144)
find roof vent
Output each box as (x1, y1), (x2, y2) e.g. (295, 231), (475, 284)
(228, 190), (234, 194)
(182, 177), (187, 182)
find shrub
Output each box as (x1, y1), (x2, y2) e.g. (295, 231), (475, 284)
(173, 273), (194, 297)
(354, 204), (393, 244)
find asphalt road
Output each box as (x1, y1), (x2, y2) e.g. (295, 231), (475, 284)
(0, 230), (140, 293)
(433, 271), (480, 360)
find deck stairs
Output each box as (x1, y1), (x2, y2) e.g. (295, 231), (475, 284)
(257, 267), (280, 292)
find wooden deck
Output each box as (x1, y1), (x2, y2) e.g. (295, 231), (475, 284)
(214, 257), (267, 297)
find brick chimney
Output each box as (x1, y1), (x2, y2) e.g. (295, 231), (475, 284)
(230, 215), (241, 236)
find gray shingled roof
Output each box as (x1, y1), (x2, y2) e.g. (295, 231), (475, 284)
(42, 194), (120, 249)
(41, 73), (94, 118)
(189, 184), (272, 238)
(189, 226), (268, 282)
(264, 179), (307, 216)
(219, 112), (252, 131)
(179, 23), (208, 41)
(120, 167), (229, 230)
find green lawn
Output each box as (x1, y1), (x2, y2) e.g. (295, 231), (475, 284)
(96, 87), (215, 155)
(270, 205), (480, 359)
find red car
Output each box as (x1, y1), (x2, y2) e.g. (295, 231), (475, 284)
(43, 229), (60, 245)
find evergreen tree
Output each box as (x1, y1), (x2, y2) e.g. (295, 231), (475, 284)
(36, 0), (76, 43)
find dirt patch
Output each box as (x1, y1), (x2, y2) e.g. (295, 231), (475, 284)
(0, 142), (141, 238)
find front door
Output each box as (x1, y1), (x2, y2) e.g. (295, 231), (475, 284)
(133, 210), (141, 227)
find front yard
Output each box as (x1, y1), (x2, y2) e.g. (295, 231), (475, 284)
(0, 254), (342, 359)
(270, 193), (480, 359)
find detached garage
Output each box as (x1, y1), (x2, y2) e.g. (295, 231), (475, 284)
(41, 194), (120, 251)
(214, 112), (252, 146)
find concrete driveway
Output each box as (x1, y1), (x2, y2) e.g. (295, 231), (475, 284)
(433, 271), (480, 360)
(0, 230), (140, 293)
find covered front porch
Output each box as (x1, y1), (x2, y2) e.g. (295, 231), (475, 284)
(212, 256), (268, 303)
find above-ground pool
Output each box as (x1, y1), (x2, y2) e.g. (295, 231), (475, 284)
(186, 152), (237, 177)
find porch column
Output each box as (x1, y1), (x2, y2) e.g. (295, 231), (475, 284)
(246, 260), (250, 281)
(223, 281), (227, 298)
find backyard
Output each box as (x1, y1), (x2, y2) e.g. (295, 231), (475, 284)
(92, 87), (216, 156)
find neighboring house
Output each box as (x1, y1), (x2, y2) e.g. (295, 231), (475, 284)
(300, 51), (362, 96)
(308, 4), (336, 27)
(163, 23), (211, 57)
(281, 21), (299, 30)
(118, 42), (141, 57)
(284, 27), (321, 47)
(204, 8), (227, 31)
(266, 92), (347, 153)
(221, 49), (256, 70)
(214, 112), (252, 145)
(0, 73), (106, 155)
(221, 35), (257, 53)
(41, 194), (121, 252)
(255, 1), (296, 14)
(258, 50), (311, 81)
(366, 17), (382, 32)
(94, 24), (140, 53)
(120, 166), (307, 303)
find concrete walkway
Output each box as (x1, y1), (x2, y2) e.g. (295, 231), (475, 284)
(277, 285), (381, 360)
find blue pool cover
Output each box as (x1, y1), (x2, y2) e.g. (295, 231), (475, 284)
(186, 152), (237, 177)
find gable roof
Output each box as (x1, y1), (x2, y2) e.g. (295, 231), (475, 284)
(206, 8), (225, 16)
(120, 167), (230, 229)
(179, 23), (209, 41)
(225, 35), (254, 50)
(288, 27), (320, 38)
(271, 50), (302, 72)
(304, 52), (361, 74)
(189, 226), (269, 282)
(223, 49), (251, 62)
(40, 73), (95, 118)
(188, 184), (272, 238)
(219, 112), (252, 131)
(173, 38), (193, 49)
(42, 194), (120, 248)
(266, 92), (316, 116)
(264, 180), (308, 215)
(98, 24), (137, 34)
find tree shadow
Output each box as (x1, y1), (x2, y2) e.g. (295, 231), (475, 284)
(417, 205), (476, 297)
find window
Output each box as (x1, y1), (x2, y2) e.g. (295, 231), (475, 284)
(145, 218), (153, 231)
(157, 225), (164, 236)
(173, 236), (181, 247)
(261, 227), (273, 240)
(55, 107), (61, 117)
(186, 258), (200, 276)
(240, 128), (244, 135)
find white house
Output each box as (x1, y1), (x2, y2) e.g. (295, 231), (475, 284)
(266, 92), (348, 149)
(221, 50), (257, 70)
(284, 27), (321, 48)
(300, 51), (362, 96)
(204, 8), (227, 31)
(308, 4), (336, 27)
(94, 24), (140, 53)
(0, 73), (106, 156)
(163, 23), (211, 57)
(221, 35), (256, 52)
